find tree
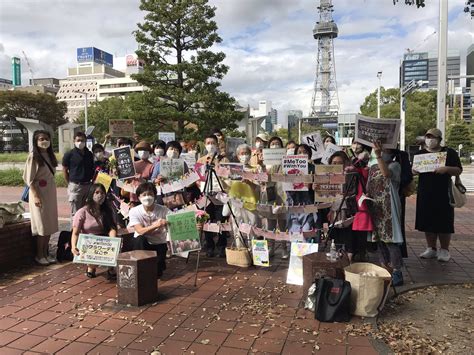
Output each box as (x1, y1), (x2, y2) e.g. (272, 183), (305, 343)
(133, 0), (240, 138)
(446, 123), (471, 155)
(0, 91), (67, 130)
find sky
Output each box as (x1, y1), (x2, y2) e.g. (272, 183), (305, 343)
(0, 0), (473, 125)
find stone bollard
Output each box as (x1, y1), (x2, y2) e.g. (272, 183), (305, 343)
(117, 250), (158, 306)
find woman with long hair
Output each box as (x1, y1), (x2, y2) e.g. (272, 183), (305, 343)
(23, 130), (59, 265)
(71, 183), (117, 278)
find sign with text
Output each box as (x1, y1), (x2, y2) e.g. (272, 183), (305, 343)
(282, 155), (309, 191)
(166, 211), (201, 254)
(158, 132), (175, 144)
(160, 158), (185, 181)
(321, 142), (343, 165)
(113, 146), (136, 180)
(263, 148), (286, 165)
(95, 172), (113, 192)
(73, 234), (121, 267)
(286, 242), (319, 285)
(355, 116), (401, 149)
(109, 119), (134, 137)
(413, 152), (447, 173)
(252, 239), (270, 267)
(180, 152), (196, 170)
(315, 164), (343, 175)
(302, 131), (324, 159)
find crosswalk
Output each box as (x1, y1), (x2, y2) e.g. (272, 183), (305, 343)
(461, 164), (474, 193)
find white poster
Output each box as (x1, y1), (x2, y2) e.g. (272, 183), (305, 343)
(158, 132), (176, 144)
(321, 142), (342, 165)
(180, 152), (197, 170)
(251, 239), (270, 267)
(301, 131), (324, 159)
(286, 242), (319, 285)
(263, 148), (287, 165)
(282, 155), (309, 191)
(160, 158), (185, 181)
(355, 116), (401, 149)
(412, 152), (447, 173)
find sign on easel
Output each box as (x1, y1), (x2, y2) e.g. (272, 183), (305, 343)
(167, 211), (201, 254)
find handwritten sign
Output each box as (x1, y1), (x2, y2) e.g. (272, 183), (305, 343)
(166, 211), (200, 254)
(413, 152), (447, 173)
(109, 119), (134, 137)
(263, 148), (286, 165)
(180, 152), (196, 170)
(302, 131), (324, 159)
(113, 146), (136, 179)
(158, 132), (175, 144)
(219, 163), (244, 181)
(160, 158), (185, 181)
(73, 234), (122, 267)
(95, 172), (113, 192)
(355, 116), (401, 149)
(314, 182), (343, 203)
(286, 242), (319, 285)
(252, 240), (270, 267)
(321, 142), (342, 165)
(282, 155), (309, 191)
(315, 164), (343, 175)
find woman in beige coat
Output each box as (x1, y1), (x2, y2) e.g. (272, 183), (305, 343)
(23, 130), (59, 265)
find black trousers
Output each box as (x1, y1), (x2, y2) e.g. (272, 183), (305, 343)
(205, 203), (228, 251)
(133, 236), (167, 278)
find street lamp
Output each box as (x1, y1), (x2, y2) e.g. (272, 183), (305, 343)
(73, 91), (89, 131)
(400, 79), (428, 150)
(377, 71), (383, 119)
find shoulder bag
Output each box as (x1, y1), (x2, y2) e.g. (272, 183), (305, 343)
(449, 175), (467, 208)
(315, 277), (351, 323)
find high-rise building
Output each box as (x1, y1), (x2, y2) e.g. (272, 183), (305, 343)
(250, 100), (275, 132)
(287, 110), (303, 130)
(467, 44), (474, 88)
(11, 57), (21, 87)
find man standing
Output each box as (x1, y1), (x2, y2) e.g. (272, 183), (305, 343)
(62, 132), (95, 216)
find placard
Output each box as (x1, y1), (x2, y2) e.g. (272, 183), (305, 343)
(73, 234), (122, 267)
(160, 158), (185, 181)
(263, 148), (286, 165)
(95, 172), (113, 192)
(314, 183), (343, 203)
(282, 155), (309, 191)
(109, 119), (134, 137)
(113, 145), (136, 179)
(355, 116), (401, 149)
(286, 242), (319, 285)
(226, 137), (246, 162)
(158, 132), (175, 144)
(219, 163), (244, 180)
(301, 131), (324, 159)
(321, 143), (342, 165)
(166, 211), (201, 254)
(180, 152), (196, 170)
(252, 239), (270, 267)
(315, 164), (343, 175)
(412, 152), (447, 173)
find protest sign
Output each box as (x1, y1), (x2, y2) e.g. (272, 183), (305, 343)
(321, 142), (342, 165)
(314, 183), (343, 203)
(166, 211), (201, 254)
(282, 155), (309, 191)
(355, 116), (401, 149)
(158, 132), (175, 144)
(113, 146), (136, 179)
(315, 164), (343, 175)
(226, 137), (246, 162)
(160, 158), (185, 181)
(301, 131), (324, 159)
(109, 119), (134, 137)
(219, 163), (244, 180)
(95, 172), (113, 192)
(180, 152), (196, 170)
(412, 152), (447, 173)
(252, 239), (270, 267)
(263, 148), (287, 165)
(286, 242), (319, 285)
(73, 234), (122, 267)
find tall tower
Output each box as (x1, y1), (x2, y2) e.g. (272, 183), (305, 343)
(310, 0), (339, 118)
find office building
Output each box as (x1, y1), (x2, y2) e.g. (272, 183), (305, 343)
(97, 76), (145, 101)
(0, 78), (13, 91)
(250, 100), (276, 132)
(467, 44), (474, 88)
(288, 110), (303, 130)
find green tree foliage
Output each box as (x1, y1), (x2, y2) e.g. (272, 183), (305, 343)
(132, 0), (241, 138)
(0, 90), (67, 130)
(446, 123), (472, 154)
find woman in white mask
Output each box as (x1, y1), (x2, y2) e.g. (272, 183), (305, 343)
(414, 128), (462, 262)
(71, 183), (117, 279)
(152, 140), (166, 162)
(152, 140), (190, 184)
(130, 141), (154, 204)
(250, 133), (269, 168)
(92, 143), (109, 172)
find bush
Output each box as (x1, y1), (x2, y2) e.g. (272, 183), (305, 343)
(0, 152), (62, 163)
(0, 168), (67, 187)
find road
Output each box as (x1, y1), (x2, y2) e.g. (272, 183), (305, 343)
(462, 164), (474, 192)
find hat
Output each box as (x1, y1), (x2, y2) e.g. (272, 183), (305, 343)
(425, 128), (442, 139)
(134, 141), (152, 153)
(256, 133), (270, 142)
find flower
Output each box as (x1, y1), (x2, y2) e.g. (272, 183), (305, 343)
(195, 210), (210, 223)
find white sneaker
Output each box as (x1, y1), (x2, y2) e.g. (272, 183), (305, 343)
(46, 255), (57, 264)
(419, 248), (437, 259)
(35, 257), (49, 266)
(281, 252), (289, 260)
(437, 249), (451, 262)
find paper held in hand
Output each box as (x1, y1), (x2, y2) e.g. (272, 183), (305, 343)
(73, 234), (122, 267)
(301, 131), (324, 159)
(355, 115), (401, 149)
(412, 152), (447, 173)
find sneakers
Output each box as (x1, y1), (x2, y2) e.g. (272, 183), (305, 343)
(35, 257), (49, 266)
(46, 255), (57, 264)
(392, 270), (404, 287)
(437, 248), (451, 262)
(419, 248), (437, 259)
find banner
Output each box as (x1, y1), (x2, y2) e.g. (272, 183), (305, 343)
(252, 239), (270, 267)
(113, 146), (136, 179)
(109, 119), (134, 137)
(166, 211), (201, 254)
(321, 142), (342, 165)
(263, 148), (287, 165)
(158, 132), (175, 144)
(355, 116), (401, 149)
(286, 242), (319, 285)
(412, 152), (447, 173)
(301, 131), (324, 159)
(160, 158), (185, 181)
(73, 234), (122, 267)
(282, 155), (309, 191)
(95, 172), (113, 192)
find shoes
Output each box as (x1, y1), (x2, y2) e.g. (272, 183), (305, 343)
(419, 248), (437, 259)
(206, 249), (215, 257)
(392, 270), (404, 287)
(46, 255), (57, 264)
(281, 251), (289, 260)
(86, 270), (96, 278)
(437, 248), (451, 262)
(35, 257), (49, 266)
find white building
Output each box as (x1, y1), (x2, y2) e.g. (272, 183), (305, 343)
(250, 100), (277, 132)
(97, 76), (145, 101)
(0, 78), (13, 91)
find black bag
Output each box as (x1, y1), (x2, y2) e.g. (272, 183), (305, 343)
(56, 231), (73, 262)
(315, 277), (351, 323)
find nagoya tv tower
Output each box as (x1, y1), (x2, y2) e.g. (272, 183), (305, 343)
(310, 0), (339, 119)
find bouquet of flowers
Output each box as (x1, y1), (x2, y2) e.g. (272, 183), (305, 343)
(195, 210), (210, 224)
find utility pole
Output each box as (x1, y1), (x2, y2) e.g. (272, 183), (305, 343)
(436, 0), (448, 140)
(377, 71), (382, 119)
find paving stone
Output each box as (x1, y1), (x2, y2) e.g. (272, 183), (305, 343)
(5, 334), (46, 350)
(31, 337), (70, 353)
(0, 331), (24, 347)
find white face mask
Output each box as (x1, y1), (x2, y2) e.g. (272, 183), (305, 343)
(255, 142), (264, 149)
(137, 150), (150, 160)
(38, 140), (50, 149)
(139, 195), (155, 207)
(286, 148), (295, 155)
(239, 154), (250, 164)
(155, 148), (165, 156)
(206, 144), (217, 155)
(167, 150), (179, 159)
(93, 194), (105, 205)
(425, 138), (439, 150)
(75, 141), (85, 150)
(94, 152), (104, 160)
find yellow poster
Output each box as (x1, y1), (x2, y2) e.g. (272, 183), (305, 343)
(95, 172), (113, 192)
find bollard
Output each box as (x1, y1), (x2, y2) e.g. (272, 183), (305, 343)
(117, 250), (158, 306)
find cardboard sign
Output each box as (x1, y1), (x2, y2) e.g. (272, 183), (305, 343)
(252, 239), (270, 267)
(412, 152), (447, 173)
(301, 131), (324, 159)
(180, 152), (196, 170)
(166, 211), (200, 254)
(355, 116), (401, 149)
(160, 158), (185, 181)
(95, 172), (113, 192)
(158, 132), (175, 144)
(73, 234), (122, 267)
(282, 155), (309, 191)
(219, 163), (244, 180)
(263, 148), (286, 165)
(314, 182), (343, 203)
(109, 119), (134, 137)
(321, 143), (342, 165)
(286, 242), (319, 285)
(113, 146), (136, 179)
(315, 164), (343, 175)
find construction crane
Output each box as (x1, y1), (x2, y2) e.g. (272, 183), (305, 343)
(21, 51), (34, 85)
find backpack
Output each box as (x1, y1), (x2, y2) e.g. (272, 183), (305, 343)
(56, 231), (73, 262)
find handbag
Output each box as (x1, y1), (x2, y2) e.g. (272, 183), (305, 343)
(21, 185), (30, 203)
(449, 175), (467, 208)
(315, 277), (351, 323)
(226, 238), (252, 268)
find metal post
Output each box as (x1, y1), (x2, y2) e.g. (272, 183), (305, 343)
(84, 93), (88, 131)
(436, 0), (448, 140)
(400, 92), (405, 151)
(377, 71), (382, 119)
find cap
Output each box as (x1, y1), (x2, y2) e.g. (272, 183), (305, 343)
(256, 133), (270, 142)
(134, 141), (152, 152)
(425, 128), (442, 138)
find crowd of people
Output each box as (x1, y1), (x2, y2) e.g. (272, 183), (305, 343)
(22, 127), (462, 286)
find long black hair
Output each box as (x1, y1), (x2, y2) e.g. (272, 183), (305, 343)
(32, 130), (58, 167)
(85, 183), (116, 234)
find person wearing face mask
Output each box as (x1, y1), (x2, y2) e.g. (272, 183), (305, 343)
(152, 140), (166, 162)
(152, 140), (190, 183)
(62, 132), (95, 216)
(414, 128), (462, 262)
(92, 144), (109, 173)
(23, 130), (59, 265)
(323, 135), (336, 149)
(286, 140), (297, 156)
(366, 140), (404, 286)
(128, 182), (171, 278)
(129, 141), (154, 204)
(250, 133), (269, 168)
(71, 183), (117, 279)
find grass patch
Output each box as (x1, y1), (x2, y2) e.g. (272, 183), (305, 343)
(0, 168), (67, 187)
(0, 152), (62, 163)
